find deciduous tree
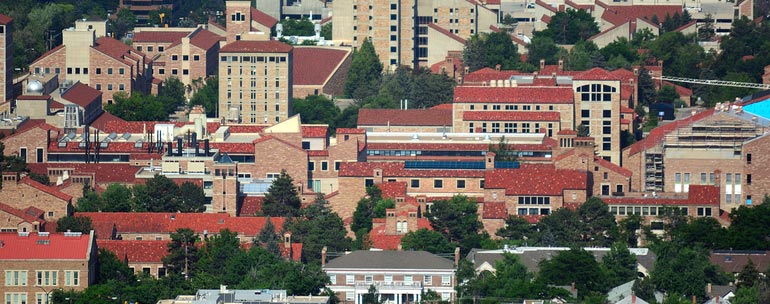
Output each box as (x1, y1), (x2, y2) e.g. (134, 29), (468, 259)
(400, 228), (454, 254)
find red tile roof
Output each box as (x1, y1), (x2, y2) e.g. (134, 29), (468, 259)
(90, 111), (125, 131)
(0, 14), (12, 25)
(251, 7), (278, 28)
(208, 142), (255, 154)
(293, 47), (350, 86)
(600, 4), (682, 26)
(252, 135), (304, 152)
(94, 37), (146, 64)
(16, 95), (50, 100)
(558, 129), (578, 135)
(378, 182), (408, 199)
(240, 196), (264, 216)
(620, 105), (635, 113)
(573, 67), (622, 81)
(307, 150), (329, 157)
(603, 185), (719, 206)
(484, 165), (587, 195)
(462, 67), (523, 84)
(98, 239), (168, 263)
(368, 218), (433, 250)
(454, 86), (574, 104)
(432, 103), (454, 110)
(78, 212), (288, 239)
(27, 163), (140, 184)
(320, 16), (332, 25)
(427, 23), (466, 44)
(337, 128), (366, 134)
(62, 83), (102, 107)
(133, 31), (191, 43)
(358, 108), (453, 126)
(190, 29), (224, 50)
(301, 125), (329, 138)
(610, 68), (636, 80)
(595, 157), (632, 177)
(483, 202), (508, 219)
(220, 40), (292, 53)
(366, 141), (554, 152)
(339, 162), (486, 178)
(535, 0), (558, 13)
(30, 44), (65, 65)
(0, 232), (93, 260)
(662, 81), (693, 96)
(19, 177), (72, 202)
(463, 111), (561, 121)
(625, 109), (714, 156)
(0, 203), (45, 225)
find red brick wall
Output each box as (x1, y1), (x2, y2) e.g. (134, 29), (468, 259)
(89, 49), (134, 104)
(29, 48), (67, 80)
(743, 134), (770, 206)
(0, 179), (71, 221)
(1, 127), (49, 163)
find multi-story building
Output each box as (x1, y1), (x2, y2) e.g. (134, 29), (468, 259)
(218, 40), (293, 124)
(224, 0), (278, 43)
(159, 286), (330, 304)
(323, 250), (457, 304)
(119, 0), (180, 25)
(0, 203), (46, 233)
(0, 231), (97, 304)
(0, 14), (12, 108)
(28, 19), (151, 105)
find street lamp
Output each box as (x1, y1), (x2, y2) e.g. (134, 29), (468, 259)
(37, 286), (57, 304)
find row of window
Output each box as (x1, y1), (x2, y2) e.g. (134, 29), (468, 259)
(94, 83), (125, 91)
(472, 122), (555, 135)
(4, 270), (79, 287)
(95, 67), (125, 75)
(308, 161), (341, 172)
(331, 274), (451, 286)
(135, 45), (164, 53)
(518, 196), (551, 205)
(609, 206), (702, 217)
(220, 56), (287, 63)
(156, 68), (190, 76)
(469, 104), (556, 111)
(518, 207), (551, 215)
(409, 179), (476, 189)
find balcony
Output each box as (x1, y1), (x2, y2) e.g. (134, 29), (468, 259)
(354, 281), (424, 291)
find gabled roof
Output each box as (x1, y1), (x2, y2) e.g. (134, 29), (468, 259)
(0, 14), (12, 25)
(427, 23), (466, 44)
(336, 128), (366, 134)
(27, 163), (140, 184)
(357, 108), (453, 127)
(595, 157), (632, 177)
(93, 37), (146, 64)
(463, 111), (560, 121)
(600, 4), (682, 26)
(251, 7), (278, 29)
(339, 162), (485, 178)
(133, 31), (191, 43)
(189, 29), (224, 50)
(463, 67), (524, 84)
(19, 177), (73, 202)
(484, 165), (587, 196)
(0, 202), (44, 225)
(625, 109), (714, 156)
(98, 239), (168, 263)
(710, 250), (770, 273)
(573, 67), (621, 81)
(30, 45), (65, 65)
(301, 125), (328, 138)
(219, 40), (292, 53)
(483, 202), (508, 219)
(0, 231), (93, 260)
(292, 47), (350, 86)
(61, 83), (102, 107)
(602, 185), (720, 206)
(324, 250), (455, 270)
(454, 86), (574, 104)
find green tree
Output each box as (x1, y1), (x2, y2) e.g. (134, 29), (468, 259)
(617, 214), (642, 247)
(637, 65), (656, 107)
(321, 22), (332, 40)
(497, 216), (533, 241)
(256, 217), (282, 256)
(279, 17), (315, 36)
(698, 13), (716, 41)
(484, 31), (521, 70)
(527, 36), (561, 67)
(723, 198), (770, 250)
(488, 135), (518, 162)
(345, 38), (383, 101)
(189, 77), (219, 117)
(262, 170), (301, 217)
(538, 248), (608, 298)
(400, 228), (454, 254)
(650, 243), (730, 299)
(100, 183), (133, 212)
(351, 185), (382, 233)
(577, 197), (616, 246)
(733, 285), (760, 304)
(106, 92), (169, 121)
(601, 37), (638, 64)
(362, 285), (383, 304)
(537, 8), (599, 44)
(161, 77), (187, 108)
(110, 7), (136, 39)
(96, 248), (135, 284)
(602, 243), (638, 286)
(178, 182), (206, 213)
(285, 195), (351, 264)
(28, 172), (49, 185)
(462, 34), (487, 72)
(135, 174), (181, 212)
(532, 207), (582, 246)
(163, 228), (200, 278)
(76, 185), (104, 212)
(566, 40), (602, 71)
(292, 95), (341, 127)
(56, 216), (93, 233)
(738, 259), (761, 288)
(426, 195), (487, 253)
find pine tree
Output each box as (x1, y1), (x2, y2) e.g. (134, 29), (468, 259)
(345, 38), (383, 102)
(637, 65), (656, 107)
(462, 34), (487, 72)
(262, 170), (301, 217)
(256, 217), (282, 256)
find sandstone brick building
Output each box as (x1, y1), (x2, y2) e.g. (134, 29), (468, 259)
(0, 231), (97, 304)
(0, 14), (12, 107)
(292, 46), (352, 98)
(0, 203), (46, 233)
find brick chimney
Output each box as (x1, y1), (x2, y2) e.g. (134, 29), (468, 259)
(495, 64), (501, 71)
(485, 152), (496, 170)
(283, 232), (291, 249)
(321, 246), (327, 267)
(558, 58), (564, 71)
(454, 247), (461, 267)
(539, 59), (545, 70)
(631, 293), (636, 304)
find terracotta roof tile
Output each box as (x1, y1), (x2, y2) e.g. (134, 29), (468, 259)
(427, 23), (466, 44)
(595, 157), (632, 177)
(19, 177), (72, 201)
(133, 31), (191, 43)
(98, 239), (168, 263)
(462, 67), (523, 84)
(301, 125), (328, 138)
(621, 105), (635, 113)
(240, 196), (264, 216)
(336, 128), (366, 134)
(483, 202), (508, 219)
(0, 14), (12, 25)
(220, 40), (292, 53)
(601, 4), (682, 26)
(293, 47), (350, 86)
(27, 163), (140, 184)
(320, 16), (332, 25)
(558, 129), (578, 135)
(93, 37), (146, 64)
(358, 108), (453, 126)
(0, 203), (45, 225)
(573, 67), (622, 81)
(603, 185), (719, 206)
(626, 109), (714, 155)
(0, 232), (92, 260)
(61, 83), (102, 107)
(454, 86), (574, 104)
(189, 29), (223, 50)
(378, 182), (408, 198)
(16, 95), (50, 100)
(366, 141), (554, 152)
(251, 7), (278, 28)
(463, 111), (561, 121)
(484, 165), (587, 195)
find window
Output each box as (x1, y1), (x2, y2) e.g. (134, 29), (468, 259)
(193, 55), (200, 61)
(581, 109), (590, 118)
(411, 179), (420, 188)
(480, 179), (485, 188)
(602, 137), (611, 151)
(64, 271), (79, 286)
(329, 275), (336, 285)
(456, 180), (466, 189)
(118, 84), (125, 91)
(404, 275), (413, 284)
(147, 46), (153, 52)
(441, 275), (451, 286)
(747, 153), (752, 164)
(107, 84), (113, 91)
(36, 292), (49, 304)
(576, 84), (617, 101)
(385, 275), (393, 283)
(67, 67), (72, 74)
(19, 148), (26, 162)
(37, 270), (58, 286)
(434, 179), (443, 188)
(603, 110), (612, 118)
(96, 84), (101, 90)
(158, 68), (165, 75)
(36, 148), (43, 163)
(107, 68), (113, 75)
(391, 14), (397, 20)
(698, 207), (712, 217)
(424, 275), (432, 285)
(301, 142), (311, 149)
(172, 55), (178, 61)
(346, 275), (354, 284)
(183, 69), (189, 75)
(747, 174), (752, 185)
(5, 293), (27, 304)
(183, 55), (189, 61)
(158, 46), (164, 52)
(321, 161), (329, 171)
(335, 161), (341, 171)
(172, 69), (178, 75)
(308, 161), (315, 171)
(616, 184), (623, 193)
(5, 270), (28, 286)
(75, 68), (80, 74)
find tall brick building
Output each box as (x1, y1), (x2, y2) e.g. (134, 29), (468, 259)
(0, 231), (97, 304)
(218, 40), (293, 123)
(0, 14), (11, 107)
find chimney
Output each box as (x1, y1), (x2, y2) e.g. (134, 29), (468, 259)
(321, 246), (328, 267)
(284, 232), (291, 249)
(495, 64), (501, 71)
(454, 247), (460, 267)
(397, 244), (403, 251)
(558, 58), (564, 71)
(485, 152), (496, 170)
(539, 59), (545, 70)
(707, 283), (712, 294)
(692, 295), (696, 304)
(631, 293), (636, 304)
(167, 142), (173, 156)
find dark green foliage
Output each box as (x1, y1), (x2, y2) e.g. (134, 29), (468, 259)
(96, 248), (134, 284)
(600, 38), (638, 64)
(345, 38), (383, 101)
(637, 65), (656, 107)
(110, 7), (135, 39)
(576, 123), (590, 137)
(285, 195), (351, 264)
(138, 175), (183, 212)
(526, 36), (561, 67)
(178, 182), (207, 213)
(163, 228), (200, 277)
(105, 92), (174, 121)
(400, 228), (454, 254)
(189, 77), (219, 117)
(647, 31), (705, 80)
(378, 66), (455, 109)
(602, 243), (638, 287)
(462, 34), (487, 72)
(733, 285), (760, 304)
(426, 195), (488, 253)
(292, 95), (341, 127)
(256, 217), (281, 256)
(497, 216), (533, 241)
(657, 86), (679, 104)
(321, 22), (332, 40)
(577, 197), (617, 247)
(335, 105), (360, 129)
(620, 130), (637, 150)
(650, 243), (730, 299)
(100, 183), (133, 212)
(56, 216), (93, 233)
(488, 136), (518, 161)
(28, 172), (49, 185)
(3, 155), (28, 172)
(484, 31), (521, 70)
(161, 77), (187, 107)
(351, 185), (382, 233)
(77, 176), (205, 213)
(565, 40), (603, 71)
(738, 259), (760, 288)
(538, 248), (608, 298)
(616, 214), (642, 247)
(362, 285), (383, 304)
(536, 9), (599, 44)
(723, 198), (770, 250)
(279, 18), (315, 36)
(261, 170), (301, 217)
